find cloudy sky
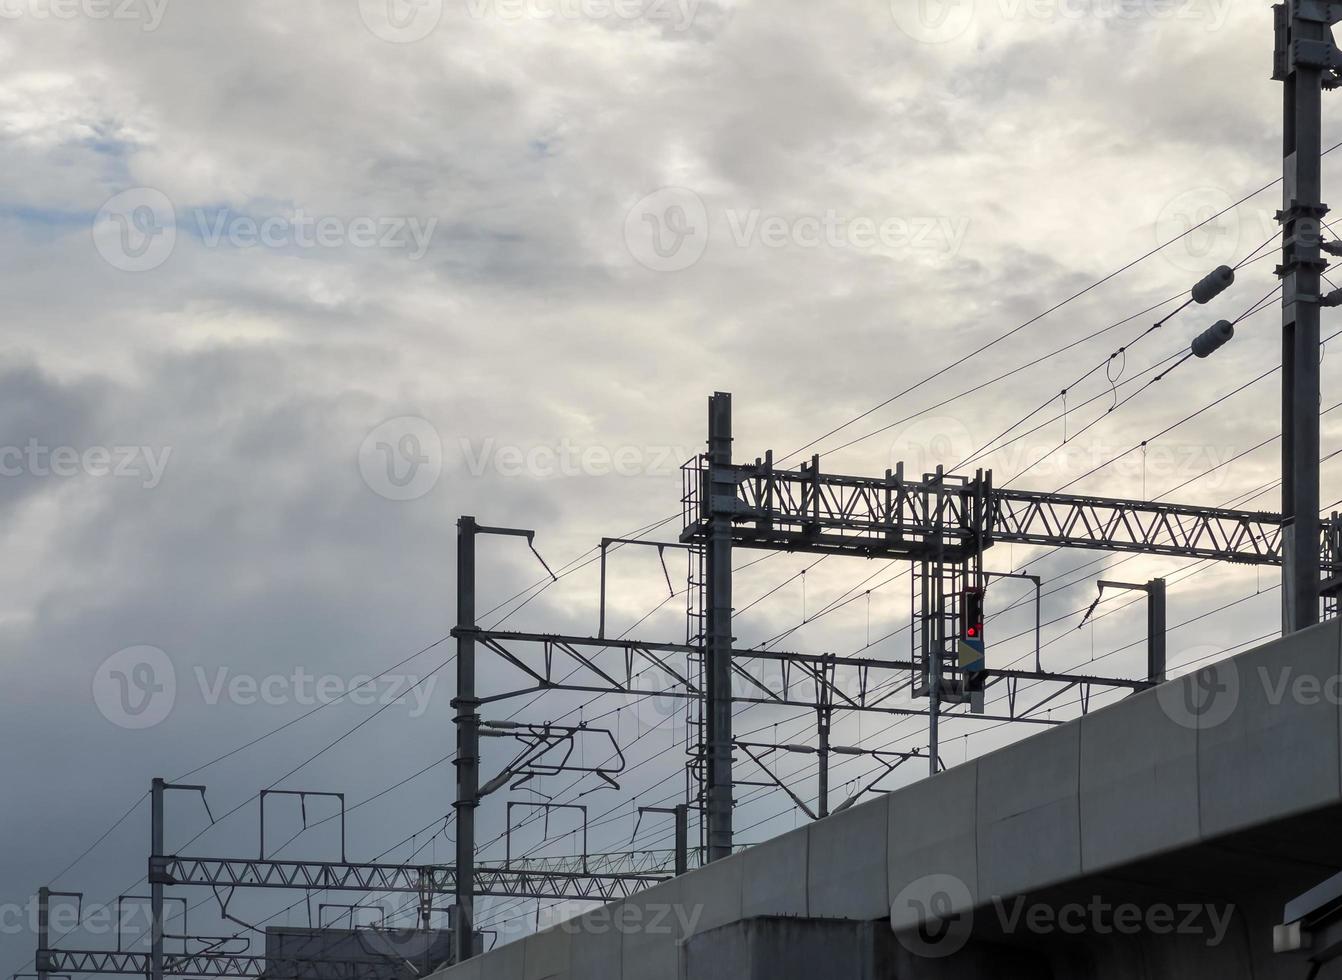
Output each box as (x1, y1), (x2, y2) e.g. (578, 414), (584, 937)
(1, 0), (1336, 968)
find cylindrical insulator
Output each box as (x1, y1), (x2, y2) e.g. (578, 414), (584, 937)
(1192, 320), (1234, 358)
(1191, 265), (1235, 304)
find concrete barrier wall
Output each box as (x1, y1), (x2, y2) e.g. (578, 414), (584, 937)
(431, 619), (1342, 980)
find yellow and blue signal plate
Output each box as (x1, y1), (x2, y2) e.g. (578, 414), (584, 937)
(958, 637), (985, 674)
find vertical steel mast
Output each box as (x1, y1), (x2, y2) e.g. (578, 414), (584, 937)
(453, 517), (478, 965)
(704, 393), (735, 861)
(1275, 0), (1339, 632)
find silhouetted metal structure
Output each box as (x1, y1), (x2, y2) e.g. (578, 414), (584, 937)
(1274, 0), (1340, 632)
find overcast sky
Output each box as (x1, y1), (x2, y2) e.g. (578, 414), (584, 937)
(1, 0), (1336, 968)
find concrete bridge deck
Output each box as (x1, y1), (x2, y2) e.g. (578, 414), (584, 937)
(434, 619), (1342, 979)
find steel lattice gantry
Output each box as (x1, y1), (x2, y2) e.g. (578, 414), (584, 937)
(135, 778), (673, 980)
(676, 391), (1340, 857)
(37, 949), (367, 980)
(677, 396), (1330, 737)
(680, 453), (1300, 567)
(150, 855), (668, 903)
(36, 851), (673, 980)
(33, 883), (413, 980)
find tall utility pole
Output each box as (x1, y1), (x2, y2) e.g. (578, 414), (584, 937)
(37, 887), (49, 980)
(925, 534), (944, 780)
(704, 393), (735, 861)
(451, 520), (560, 962)
(815, 699), (832, 818)
(150, 778), (164, 980)
(453, 517), (478, 966)
(1275, 1), (1338, 633)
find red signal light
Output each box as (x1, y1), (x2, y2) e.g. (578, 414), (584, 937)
(963, 586), (985, 642)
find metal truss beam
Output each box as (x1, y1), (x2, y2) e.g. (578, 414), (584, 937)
(679, 456), (1314, 567)
(502, 849), (678, 877)
(990, 487), (1284, 564)
(37, 949), (365, 980)
(150, 855), (668, 903)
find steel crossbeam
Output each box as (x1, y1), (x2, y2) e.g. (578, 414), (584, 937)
(151, 855), (668, 902)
